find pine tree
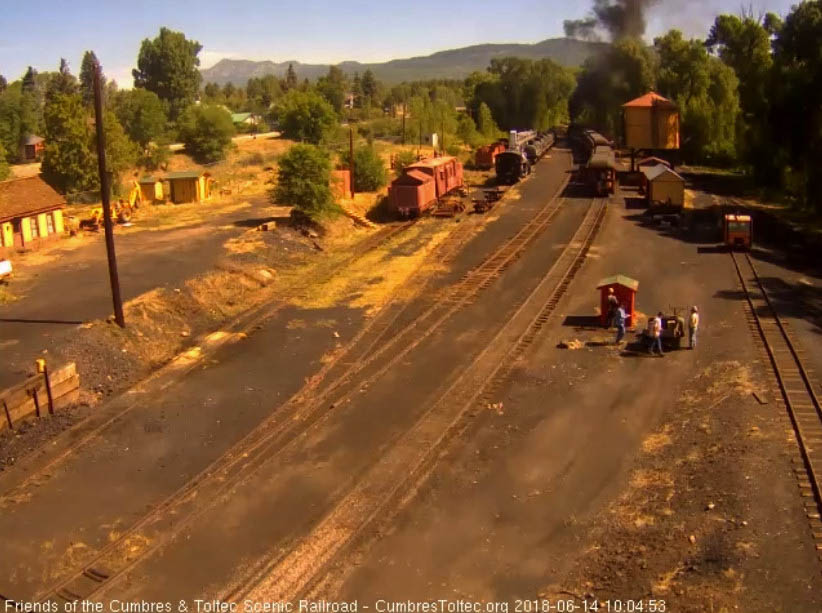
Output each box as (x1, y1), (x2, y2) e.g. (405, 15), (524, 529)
(41, 91), (97, 194)
(79, 51), (102, 108)
(285, 63), (298, 90)
(0, 75), (7, 94)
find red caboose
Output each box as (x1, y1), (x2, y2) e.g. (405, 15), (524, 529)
(389, 156), (464, 217)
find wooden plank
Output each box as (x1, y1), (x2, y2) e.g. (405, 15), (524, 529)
(0, 362), (76, 402)
(0, 373), (80, 432)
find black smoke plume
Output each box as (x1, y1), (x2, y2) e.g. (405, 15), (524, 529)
(564, 0), (659, 41)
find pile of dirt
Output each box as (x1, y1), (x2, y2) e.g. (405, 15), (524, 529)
(544, 359), (822, 610)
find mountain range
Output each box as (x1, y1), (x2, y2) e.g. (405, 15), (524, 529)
(200, 37), (604, 86)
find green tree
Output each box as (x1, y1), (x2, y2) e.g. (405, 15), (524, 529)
(0, 87), (24, 162)
(456, 114), (481, 147)
(274, 89), (338, 144)
(0, 142), (10, 181)
(476, 102), (500, 139)
(769, 0), (822, 209)
(203, 82), (222, 102)
(285, 63), (298, 90)
(176, 103), (235, 163)
(46, 59), (78, 101)
(316, 66), (348, 113)
(473, 57), (575, 131)
(351, 145), (387, 192)
(101, 111), (138, 191)
(133, 27), (203, 119)
(41, 91), (97, 194)
(113, 87), (167, 147)
(393, 149), (417, 176)
(654, 29), (739, 164)
(79, 51), (102, 108)
(360, 69), (379, 108)
(0, 75), (7, 94)
(272, 143), (336, 220)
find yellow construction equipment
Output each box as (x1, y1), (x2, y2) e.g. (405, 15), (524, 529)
(79, 182), (143, 230)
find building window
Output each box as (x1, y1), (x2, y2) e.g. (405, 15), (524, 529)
(47, 213), (55, 234)
(29, 217), (39, 238)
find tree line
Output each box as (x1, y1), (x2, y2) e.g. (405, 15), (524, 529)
(569, 1), (822, 211)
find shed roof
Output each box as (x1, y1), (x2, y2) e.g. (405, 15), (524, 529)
(597, 275), (639, 291)
(138, 176), (160, 184)
(637, 156), (671, 168)
(23, 134), (44, 146)
(165, 170), (210, 180)
(407, 156), (457, 169)
(0, 176), (65, 223)
(231, 112), (253, 123)
(622, 91), (677, 109)
(642, 164), (683, 182)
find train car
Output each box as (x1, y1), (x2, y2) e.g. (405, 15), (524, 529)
(389, 156), (464, 217)
(495, 150), (530, 184)
(524, 132), (555, 165)
(475, 140), (506, 169)
(583, 145), (617, 196)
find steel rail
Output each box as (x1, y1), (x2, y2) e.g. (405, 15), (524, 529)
(28, 177), (571, 605)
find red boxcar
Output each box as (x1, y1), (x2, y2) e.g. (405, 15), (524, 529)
(474, 141), (506, 169)
(389, 156), (464, 216)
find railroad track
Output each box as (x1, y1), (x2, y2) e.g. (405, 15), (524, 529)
(16, 175), (571, 605)
(731, 251), (822, 564)
(0, 217), (420, 507)
(234, 198), (607, 602)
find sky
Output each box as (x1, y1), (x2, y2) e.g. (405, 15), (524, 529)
(0, 0), (798, 88)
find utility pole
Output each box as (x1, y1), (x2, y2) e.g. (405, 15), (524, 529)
(401, 102), (406, 146)
(349, 126), (355, 198)
(92, 59), (125, 328)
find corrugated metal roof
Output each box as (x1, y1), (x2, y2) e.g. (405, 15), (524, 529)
(231, 112), (253, 123)
(642, 164), (683, 182)
(622, 91), (677, 109)
(0, 176), (65, 222)
(597, 275), (639, 291)
(165, 170), (209, 180)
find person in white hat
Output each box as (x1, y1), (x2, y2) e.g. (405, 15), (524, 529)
(689, 306), (700, 349)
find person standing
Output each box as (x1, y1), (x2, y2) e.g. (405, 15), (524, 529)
(614, 304), (627, 345)
(648, 312), (664, 356)
(689, 306), (699, 349)
(606, 288), (618, 328)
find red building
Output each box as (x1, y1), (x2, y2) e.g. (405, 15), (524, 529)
(597, 275), (639, 328)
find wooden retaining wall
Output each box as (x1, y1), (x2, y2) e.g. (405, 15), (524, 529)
(0, 362), (80, 431)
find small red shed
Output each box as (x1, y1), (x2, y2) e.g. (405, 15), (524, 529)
(597, 275), (639, 327)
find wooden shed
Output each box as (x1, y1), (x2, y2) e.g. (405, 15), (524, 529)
(138, 176), (165, 203)
(165, 171), (212, 204)
(622, 92), (680, 150)
(20, 135), (45, 162)
(597, 275), (639, 328)
(642, 164), (685, 207)
(0, 176), (65, 252)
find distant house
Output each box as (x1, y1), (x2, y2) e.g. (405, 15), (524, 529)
(20, 135), (45, 162)
(0, 176), (66, 251)
(164, 171), (212, 204)
(231, 112), (260, 127)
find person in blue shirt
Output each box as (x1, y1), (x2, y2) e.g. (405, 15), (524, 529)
(614, 304), (627, 345)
